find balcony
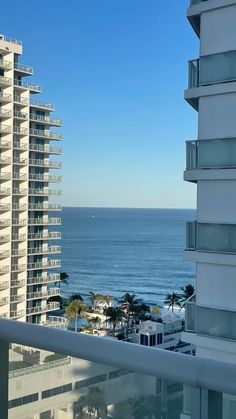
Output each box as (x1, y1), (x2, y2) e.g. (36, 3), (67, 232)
(10, 294), (25, 303)
(0, 188), (10, 196)
(12, 188), (27, 195)
(0, 251), (9, 259)
(14, 62), (33, 75)
(27, 273), (60, 285)
(0, 58), (12, 70)
(0, 124), (11, 135)
(0, 139), (11, 149)
(28, 246), (61, 255)
(29, 128), (62, 140)
(12, 173), (27, 181)
(28, 173), (61, 183)
(0, 297), (8, 305)
(0, 317), (235, 418)
(26, 301), (60, 315)
(0, 35), (22, 45)
(0, 266), (9, 274)
(13, 157), (27, 166)
(0, 156), (11, 165)
(27, 288), (60, 300)
(0, 92), (12, 102)
(12, 234), (26, 241)
(11, 279), (25, 287)
(29, 158), (62, 168)
(13, 95), (28, 105)
(189, 0), (205, 6)
(30, 113), (62, 126)
(186, 221), (236, 254)
(28, 203), (61, 211)
(28, 217), (61, 225)
(11, 264), (26, 272)
(28, 232), (61, 240)
(0, 281), (9, 290)
(10, 310), (25, 319)
(30, 98), (55, 111)
(29, 144), (62, 154)
(13, 110), (28, 120)
(12, 219), (26, 226)
(12, 204), (27, 211)
(11, 249), (26, 257)
(0, 219), (10, 227)
(0, 109), (11, 120)
(43, 315), (68, 329)
(0, 203), (10, 211)
(0, 235), (10, 242)
(29, 188), (61, 196)
(13, 141), (28, 151)
(14, 79), (41, 93)
(27, 260), (61, 270)
(13, 126), (28, 136)
(0, 76), (12, 86)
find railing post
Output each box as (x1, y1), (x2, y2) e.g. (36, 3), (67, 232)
(0, 339), (9, 418)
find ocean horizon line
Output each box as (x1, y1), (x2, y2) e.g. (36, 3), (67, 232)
(61, 206), (196, 211)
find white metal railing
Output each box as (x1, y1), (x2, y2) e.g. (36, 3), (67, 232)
(11, 279), (25, 287)
(0, 235), (10, 242)
(0, 251), (9, 258)
(14, 95), (28, 105)
(29, 144), (62, 154)
(0, 156), (11, 164)
(0, 219), (10, 226)
(0, 297), (8, 305)
(0, 76), (11, 85)
(27, 274), (60, 285)
(28, 246), (61, 255)
(10, 294), (25, 303)
(0, 174), (11, 181)
(12, 188), (27, 195)
(27, 260), (61, 270)
(0, 203), (10, 210)
(28, 203), (61, 211)
(13, 126), (28, 135)
(10, 309), (25, 318)
(12, 173), (27, 181)
(0, 188), (10, 195)
(0, 281), (9, 289)
(13, 141), (28, 150)
(29, 128), (62, 140)
(12, 204), (27, 211)
(0, 266), (9, 274)
(14, 62), (33, 73)
(12, 234), (26, 241)
(28, 232), (61, 240)
(26, 302), (60, 315)
(11, 264), (26, 272)
(9, 356), (70, 379)
(0, 35), (22, 45)
(30, 98), (55, 111)
(28, 217), (61, 225)
(11, 219), (26, 226)
(0, 58), (11, 69)
(27, 288), (60, 300)
(13, 110), (28, 119)
(29, 158), (62, 168)
(0, 124), (11, 134)
(0, 109), (11, 118)
(11, 249), (26, 257)
(0, 139), (11, 147)
(13, 157), (27, 165)
(14, 79), (41, 91)
(30, 113), (62, 126)
(0, 92), (11, 102)
(28, 173), (61, 182)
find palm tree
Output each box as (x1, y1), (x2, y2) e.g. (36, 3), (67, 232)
(76, 386), (107, 419)
(89, 292), (101, 311)
(120, 293), (141, 337)
(181, 284), (195, 302)
(69, 293), (83, 302)
(100, 294), (112, 307)
(103, 306), (124, 335)
(64, 300), (87, 332)
(164, 292), (182, 313)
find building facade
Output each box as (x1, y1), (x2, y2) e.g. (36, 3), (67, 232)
(0, 34), (62, 324)
(183, 0), (236, 364)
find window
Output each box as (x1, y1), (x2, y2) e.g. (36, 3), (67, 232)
(9, 393), (38, 408)
(75, 374), (106, 389)
(140, 334), (148, 346)
(42, 383), (72, 399)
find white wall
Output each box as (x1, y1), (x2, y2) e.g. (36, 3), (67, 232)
(196, 262), (236, 310)
(197, 180), (236, 222)
(198, 93), (236, 139)
(201, 5), (236, 56)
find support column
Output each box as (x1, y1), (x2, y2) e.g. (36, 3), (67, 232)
(0, 339), (9, 419)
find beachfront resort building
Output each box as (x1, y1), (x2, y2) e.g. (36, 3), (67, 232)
(0, 34), (62, 325)
(183, 0), (236, 364)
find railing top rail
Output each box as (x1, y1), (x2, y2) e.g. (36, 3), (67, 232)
(0, 318), (236, 395)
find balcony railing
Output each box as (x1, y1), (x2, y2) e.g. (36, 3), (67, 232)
(29, 128), (62, 140)
(10, 294), (25, 303)
(27, 273), (60, 285)
(13, 126), (28, 135)
(0, 76), (12, 86)
(28, 173), (62, 182)
(13, 95), (28, 105)
(0, 281), (9, 290)
(13, 157), (27, 165)
(0, 317), (236, 418)
(28, 217), (61, 225)
(28, 232), (61, 240)
(29, 158), (62, 168)
(12, 219), (26, 226)
(27, 260), (61, 270)
(12, 173), (27, 181)
(0, 204), (10, 211)
(29, 144), (62, 154)
(13, 110), (28, 120)
(29, 188), (61, 196)
(13, 141), (28, 150)
(0, 219), (10, 227)
(27, 288), (60, 300)
(11, 279), (25, 287)
(12, 188), (27, 195)
(30, 98), (55, 111)
(14, 79), (41, 92)
(0, 297), (8, 305)
(0, 124), (11, 134)
(30, 113), (62, 126)
(0, 235), (10, 242)
(0, 266), (9, 274)
(11, 264), (26, 272)
(188, 59), (199, 88)
(12, 234), (26, 241)
(14, 62), (33, 74)
(26, 302), (60, 315)
(0, 92), (12, 102)
(10, 310), (25, 318)
(186, 138), (236, 170)
(12, 204), (27, 211)
(0, 58), (12, 70)
(11, 249), (26, 257)
(0, 109), (11, 119)
(0, 35), (22, 45)
(0, 251), (9, 259)
(28, 246), (61, 255)
(0, 188), (10, 195)
(28, 203), (61, 211)
(0, 156), (11, 164)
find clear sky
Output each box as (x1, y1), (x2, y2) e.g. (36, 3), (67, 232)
(1, 0), (198, 208)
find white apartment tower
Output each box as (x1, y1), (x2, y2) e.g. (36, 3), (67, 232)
(183, 0), (236, 364)
(0, 35), (62, 324)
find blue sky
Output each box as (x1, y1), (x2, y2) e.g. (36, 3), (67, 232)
(2, 0), (198, 208)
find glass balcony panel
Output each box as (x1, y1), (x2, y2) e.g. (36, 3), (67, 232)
(14, 62), (33, 73)
(197, 223), (236, 254)
(7, 342), (188, 419)
(197, 306), (236, 341)
(185, 302), (196, 332)
(200, 51), (236, 85)
(186, 222), (196, 250)
(198, 138), (236, 169)
(186, 141), (198, 169)
(188, 59), (199, 88)
(30, 99), (55, 111)
(0, 92), (12, 102)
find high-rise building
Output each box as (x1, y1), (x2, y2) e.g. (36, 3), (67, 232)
(0, 34), (62, 324)
(183, 0), (236, 363)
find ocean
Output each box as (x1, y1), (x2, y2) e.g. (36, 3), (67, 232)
(60, 207), (196, 307)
